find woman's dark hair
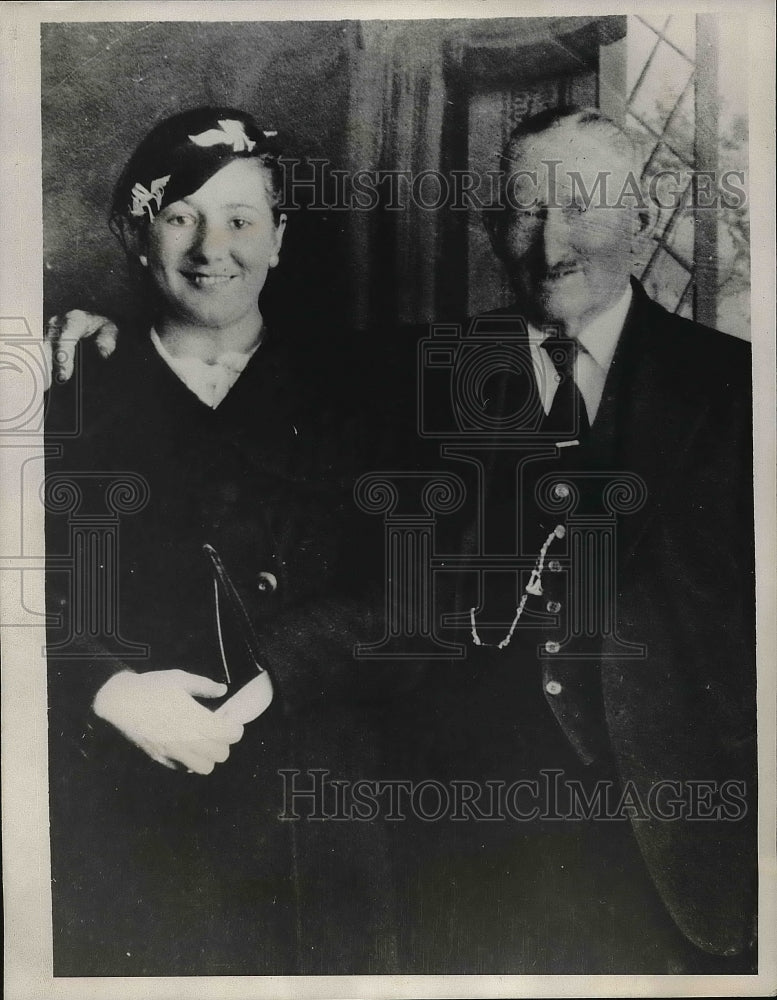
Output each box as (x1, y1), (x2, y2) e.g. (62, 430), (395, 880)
(109, 106), (285, 254)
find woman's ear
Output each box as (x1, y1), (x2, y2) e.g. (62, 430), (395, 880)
(125, 224), (150, 269)
(269, 213), (287, 269)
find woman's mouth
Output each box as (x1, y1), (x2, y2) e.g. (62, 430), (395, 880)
(183, 273), (237, 289)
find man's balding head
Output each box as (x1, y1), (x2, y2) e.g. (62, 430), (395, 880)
(486, 107), (652, 336)
(500, 107), (644, 179)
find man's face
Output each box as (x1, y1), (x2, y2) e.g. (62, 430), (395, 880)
(493, 123), (640, 335)
(147, 159), (285, 331)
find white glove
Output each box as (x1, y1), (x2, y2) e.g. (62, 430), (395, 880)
(215, 672), (274, 725)
(93, 669), (245, 775)
(43, 310), (118, 387)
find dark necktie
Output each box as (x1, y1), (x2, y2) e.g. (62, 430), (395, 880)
(540, 336), (590, 440)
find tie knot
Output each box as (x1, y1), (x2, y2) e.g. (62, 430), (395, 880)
(541, 336), (581, 377)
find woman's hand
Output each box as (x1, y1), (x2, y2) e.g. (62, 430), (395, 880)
(92, 669), (245, 774)
(43, 310), (118, 386)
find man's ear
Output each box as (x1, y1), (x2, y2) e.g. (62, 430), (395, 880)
(628, 201), (658, 275)
(639, 203), (658, 236)
(631, 201), (658, 254)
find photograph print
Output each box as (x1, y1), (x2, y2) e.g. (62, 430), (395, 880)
(5, 4), (769, 993)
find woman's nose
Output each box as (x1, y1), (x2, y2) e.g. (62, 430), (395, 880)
(189, 219), (225, 261)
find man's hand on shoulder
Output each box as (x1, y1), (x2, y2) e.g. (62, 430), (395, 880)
(92, 669), (245, 775)
(44, 310), (118, 387)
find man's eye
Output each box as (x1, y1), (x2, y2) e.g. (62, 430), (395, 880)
(513, 206), (545, 221)
(230, 218), (250, 230)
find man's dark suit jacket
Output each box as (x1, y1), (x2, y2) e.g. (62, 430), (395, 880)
(395, 277), (756, 968)
(567, 279), (756, 958)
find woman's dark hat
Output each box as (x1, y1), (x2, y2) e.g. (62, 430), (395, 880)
(111, 107), (283, 229)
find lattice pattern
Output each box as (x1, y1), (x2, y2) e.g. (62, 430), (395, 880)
(626, 14), (698, 318)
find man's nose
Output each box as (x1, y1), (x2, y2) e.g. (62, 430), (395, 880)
(539, 209), (572, 266)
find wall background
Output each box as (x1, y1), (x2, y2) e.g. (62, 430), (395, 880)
(42, 16), (749, 337)
(42, 20), (353, 331)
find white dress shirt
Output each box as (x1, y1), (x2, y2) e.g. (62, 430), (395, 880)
(150, 328), (259, 409)
(527, 285), (632, 424)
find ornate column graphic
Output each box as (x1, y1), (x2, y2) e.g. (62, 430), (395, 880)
(353, 471), (466, 659)
(535, 471), (648, 658)
(43, 472), (150, 658)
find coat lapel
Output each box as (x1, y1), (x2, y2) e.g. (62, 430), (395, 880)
(594, 280), (716, 564)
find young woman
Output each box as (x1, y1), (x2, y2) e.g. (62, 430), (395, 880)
(45, 107), (402, 976)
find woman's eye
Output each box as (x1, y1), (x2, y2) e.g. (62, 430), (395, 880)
(166, 214), (195, 227)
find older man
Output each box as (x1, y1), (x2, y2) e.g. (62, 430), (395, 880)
(393, 107), (756, 973)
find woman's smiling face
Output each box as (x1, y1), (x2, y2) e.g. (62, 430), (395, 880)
(146, 158), (286, 331)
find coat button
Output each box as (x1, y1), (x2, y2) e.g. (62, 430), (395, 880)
(257, 571), (278, 593)
(548, 559), (562, 572)
(546, 600), (561, 613)
(544, 640), (561, 654)
(553, 482), (570, 499)
(545, 680), (563, 696)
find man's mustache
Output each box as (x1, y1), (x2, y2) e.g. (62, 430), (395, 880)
(535, 262), (582, 281)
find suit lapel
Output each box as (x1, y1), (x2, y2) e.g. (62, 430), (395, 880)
(597, 281), (715, 563)
(459, 289), (716, 570)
